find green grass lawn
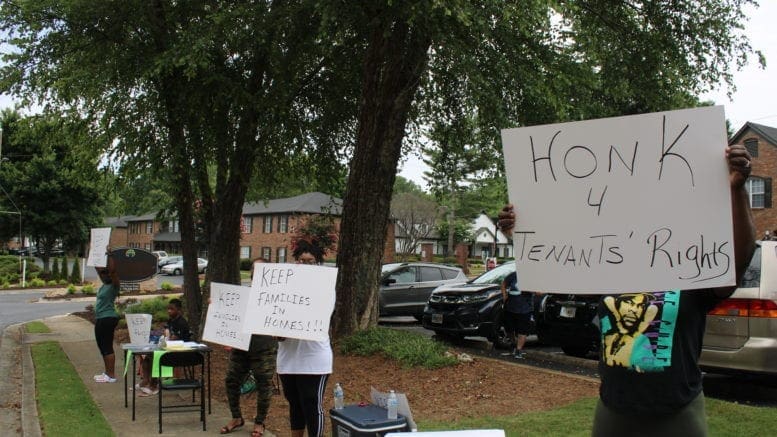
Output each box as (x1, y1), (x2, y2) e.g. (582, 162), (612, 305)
(25, 321), (51, 333)
(417, 396), (777, 436)
(31, 342), (114, 437)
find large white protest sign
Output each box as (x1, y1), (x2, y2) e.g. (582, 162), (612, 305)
(243, 264), (337, 341)
(125, 313), (152, 345)
(501, 106), (734, 293)
(86, 227), (111, 267)
(202, 282), (252, 350)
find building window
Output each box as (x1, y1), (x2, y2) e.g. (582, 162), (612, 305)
(744, 138), (759, 158)
(168, 220), (179, 233)
(263, 216), (273, 233)
(240, 246), (251, 259)
(241, 216), (253, 234)
(262, 247), (272, 262)
(144, 243), (151, 251)
(146, 221), (153, 234)
(277, 247), (287, 263)
(747, 177), (765, 208)
(278, 215), (288, 233)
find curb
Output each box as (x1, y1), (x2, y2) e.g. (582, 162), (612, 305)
(21, 336), (42, 437)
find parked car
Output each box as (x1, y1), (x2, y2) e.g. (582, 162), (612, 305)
(157, 255), (183, 268)
(161, 258), (208, 275)
(380, 262), (468, 319)
(535, 293), (601, 358)
(152, 250), (168, 259)
(421, 262), (518, 349)
(536, 241), (777, 374)
(700, 241), (777, 375)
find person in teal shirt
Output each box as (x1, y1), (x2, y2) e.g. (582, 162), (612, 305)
(93, 252), (121, 383)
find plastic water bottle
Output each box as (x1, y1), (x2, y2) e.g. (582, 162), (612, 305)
(333, 382), (344, 410)
(387, 390), (398, 419)
(158, 335), (166, 349)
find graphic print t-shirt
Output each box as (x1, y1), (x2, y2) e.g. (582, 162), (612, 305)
(597, 290), (719, 415)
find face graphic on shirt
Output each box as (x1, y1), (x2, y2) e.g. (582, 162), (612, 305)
(600, 291), (679, 373)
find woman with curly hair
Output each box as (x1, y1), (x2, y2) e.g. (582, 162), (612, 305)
(276, 236), (334, 437)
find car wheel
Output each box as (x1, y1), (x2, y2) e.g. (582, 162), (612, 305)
(174, 268), (181, 275)
(489, 321), (514, 350)
(560, 343), (592, 358)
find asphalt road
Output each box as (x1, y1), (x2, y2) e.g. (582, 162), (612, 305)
(0, 290), (91, 332)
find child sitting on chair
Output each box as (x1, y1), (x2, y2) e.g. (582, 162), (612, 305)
(138, 298), (193, 396)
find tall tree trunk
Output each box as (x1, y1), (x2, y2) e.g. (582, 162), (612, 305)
(332, 17), (431, 339)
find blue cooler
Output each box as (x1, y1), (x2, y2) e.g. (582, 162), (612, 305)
(330, 404), (409, 436)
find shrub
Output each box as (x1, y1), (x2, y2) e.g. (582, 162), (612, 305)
(46, 280), (57, 286)
(2, 281), (9, 289)
(240, 258), (253, 271)
(160, 282), (174, 291)
(69, 257), (82, 284)
(67, 284), (76, 294)
(51, 258), (60, 280)
(58, 279), (68, 286)
(340, 327), (458, 369)
(81, 283), (95, 294)
(29, 278), (46, 287)
(122, 296), (174, 323)
(61, 256), (69, 280)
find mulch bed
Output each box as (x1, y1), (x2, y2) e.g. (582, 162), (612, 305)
(72, 311), (599, 437)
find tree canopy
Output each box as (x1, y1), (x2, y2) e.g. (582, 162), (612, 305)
(1, 0), (762, 338)
(0, 110), (103, 267)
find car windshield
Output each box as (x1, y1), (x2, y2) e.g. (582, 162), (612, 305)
(471, 262), (515, 285)
(381, 263), (403, 274)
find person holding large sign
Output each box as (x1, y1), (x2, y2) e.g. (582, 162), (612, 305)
(93, 250), (121, 383)
(277, 239), (334, 437)
(499, 143), (756, 436)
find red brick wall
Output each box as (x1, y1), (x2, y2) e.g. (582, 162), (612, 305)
(109, 227), (128, 248)
(120, 212), (397, 264)
(732, 129), (777, 239)
(126, 220), (157, 251)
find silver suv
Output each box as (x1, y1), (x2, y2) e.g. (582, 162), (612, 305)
(379, 262), (468, 319)
(701, 241), (777, 375)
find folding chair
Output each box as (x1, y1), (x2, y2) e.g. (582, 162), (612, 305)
(157, 351), (206, 433)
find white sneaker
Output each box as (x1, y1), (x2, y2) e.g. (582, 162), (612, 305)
(94, 373), (117, 383)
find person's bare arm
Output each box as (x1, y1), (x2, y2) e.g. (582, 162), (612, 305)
(106, 249), (120, 288)
(716, 145), (757, 298)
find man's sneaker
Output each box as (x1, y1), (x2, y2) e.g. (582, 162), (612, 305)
(500, 348), (517, 357)
(514, 350), (526, 359)
(94, 373), (117, 383)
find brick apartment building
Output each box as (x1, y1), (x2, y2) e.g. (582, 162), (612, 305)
(730, 122), (777, 239)
(105, 192), (396, 263)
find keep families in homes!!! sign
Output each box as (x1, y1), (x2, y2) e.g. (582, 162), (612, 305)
(501, 106), (735, 294)
(203, 264), (337, 345)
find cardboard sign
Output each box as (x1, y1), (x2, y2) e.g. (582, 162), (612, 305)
(501, 106), (734, 293)
(201, 282), (252, 350)
(242, 264), (337, 341)
(125, 313), (152, 345)
(86, 227), (111, 267)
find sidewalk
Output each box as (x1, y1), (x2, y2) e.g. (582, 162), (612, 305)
(2, 314), (275, 436)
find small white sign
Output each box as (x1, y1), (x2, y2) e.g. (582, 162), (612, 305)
(242, 263), (336, 342)
(86, 227), (112, 267)
(125, 313), (152, 345)
(501, 106), (734, 293)
(202, 282), (252, 350)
